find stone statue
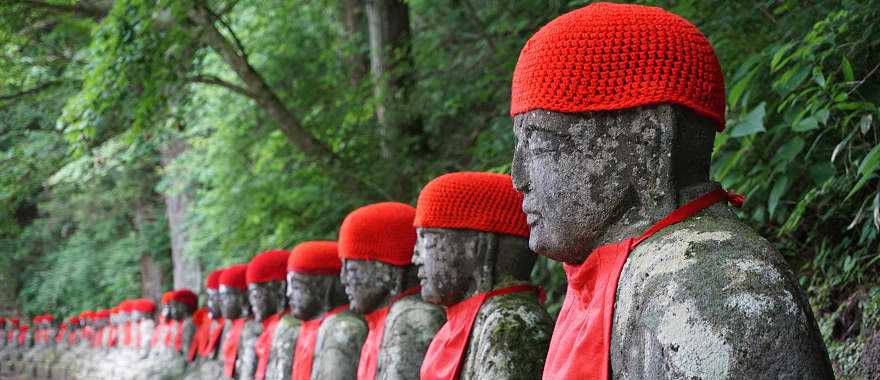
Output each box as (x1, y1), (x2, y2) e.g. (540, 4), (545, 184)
(240, 250), (290, 380)
(217, 263), (252, 379)
(140, 290), (197, 380)
(335, 202), (445, 380)
(185, 270), (228, 380)
(413, 172), (553, 380)
(508, 4), (834, 378)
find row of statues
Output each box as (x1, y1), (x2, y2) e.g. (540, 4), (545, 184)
(1, 3), (835, 379)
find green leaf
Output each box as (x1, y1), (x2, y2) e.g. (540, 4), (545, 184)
(729, 68), (757, 108)
(769, 175), (789, 218)
(816, 109), (830, 125)
(847, 144), (880, 198)
(730, 102), (767, 138)
(842, 57), (855, 82)
(772, 137), (805, 165)
(843, 255), (855, 273)
(793, 116), (819, 132)
(771, 43), (795, 72)
(859, 114), (873, 135)
(812, 67), (827, 88)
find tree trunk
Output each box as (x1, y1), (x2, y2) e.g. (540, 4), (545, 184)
(131, 199), (166, 301)
(340, 0), (369, 86)
(161, 138), (202, 292)
(363, 0), (421, 198)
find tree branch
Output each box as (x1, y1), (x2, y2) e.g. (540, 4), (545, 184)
(9, 0), (108, 19)
(189, 2), (389, 200)
(0, 81), (63, 102)
(187, 75), (256, 99)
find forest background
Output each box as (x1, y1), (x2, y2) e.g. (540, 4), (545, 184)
(1, 0), (878, 376)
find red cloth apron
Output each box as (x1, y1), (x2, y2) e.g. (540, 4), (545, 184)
(6, 330), (13, 344)
(420, 284), (543, 380)
(173, 319), (186, 352)
(91, 327), (104, 348)
(18, 329), (27, 346)
(68, 330), (77, 345)
(255, 313), (286, 380)
(291, 304), (349, 380)
(223, 318), (249, 378)
(164, 320), (176, 348)
(202, 318), (225, 358)
(542, 189), (743, 379)
(133, 321), (142, 348)
(188, 317), (211, 363)
(56, 326), (67, 344)
(357, 287), (422, 380)
(123, 321), (132, 346)
(108, 326), (118, 347)
(150, 321), (166, 348)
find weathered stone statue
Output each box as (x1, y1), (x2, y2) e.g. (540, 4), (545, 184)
(218, 263), (253, 379)
(508, 3), (834, 378)
(282, 241), (348, 380)
(413, 172), (553, 380)
(184, 268), (227, 380)
(337, 202), (445, 380)
(140, 290), (197, 380)
(239, 250), (290, 380)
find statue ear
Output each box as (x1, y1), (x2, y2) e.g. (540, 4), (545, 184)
(475, 231), (498, 290)
(626, 104), (678, 221)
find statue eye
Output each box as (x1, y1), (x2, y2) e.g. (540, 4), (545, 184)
(527, 130), (559, 155)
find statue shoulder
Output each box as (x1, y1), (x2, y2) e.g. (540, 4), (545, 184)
(275, 315), (300, 335)
(612, 212), (833, 379)
(385, 296), (445, 334)
(319, 311), (367, 347)
(463, 292), (552, 379)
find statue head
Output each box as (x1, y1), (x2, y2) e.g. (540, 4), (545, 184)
(94, 310), (110, 329)
(168, 289), (198, 320)
(338, 202), (419, 314)
(511, 106), (716, 263)
(219, 264), (251, 320)
(205, 268), (225, 319)
(286, 241), (347, 320)
(413, 172), (536, 305)
(246, 250), (290, 321)
(130, 298), (155, 323)
(508, 2), (725, 264)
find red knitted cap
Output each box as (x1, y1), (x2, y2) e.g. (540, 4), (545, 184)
(414, 172), (529, 238)
(68, 316), (79, 325)
(10, 318), (19, 325)
(161, 291), (174, 305)
(19, 325), (29, 332)
(172, 289), (198, 310)
(33, 316), (42, 324)
(206, 268), (224, 290)
(132, 299), (156, 314)
(511, 2), (725, 129)
(95, 310), (110, 320)
(288, 241), (342, 275)
(246, 250), (290, 284)
(219, 263), (249, 290)
(338, 202), (417, 266)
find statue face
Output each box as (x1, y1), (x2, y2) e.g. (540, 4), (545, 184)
(160, 304), (171, 320)
(511, 110), (631, 263)
(219, 286), (248, 319)
(287, 272), (336, 320)
(248, 281), (286, 321)
(131, 311), (146, 322)
(340, 260), (398, 314)
(413, 228), (480, 305)
(206, 289), (222, 318)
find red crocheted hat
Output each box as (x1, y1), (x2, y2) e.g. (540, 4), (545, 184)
(338, 202), (417, 266)
(132, 299), (156, 314)
(95, 310), (110, 320)
(288, 241), (342, 275)
(511, 2), (726, 129)
(219, 263), (249, 290)
(68, 316), (79, 325)
(414, 172), (529, 238)
(206, 268), (224, 290)
(10, 317), (19, 326)
(247, 250), (290, 284)
(172, 289), (198, 310)
(161, 291), (174, 305)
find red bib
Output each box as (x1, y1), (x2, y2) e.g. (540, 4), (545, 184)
(358, 287), (421, 380)
(203, 318), (225, 357)
(68, 330), (77, 345)
(123, 321), (132, 346)
(255, 313), (285, 380)
(188, 318), (209, 363)
(150, 321), (166, 348)
(223, 318), (249, 378)
(56, 327), (67, 344)
(420, 284), (542, 380)
(108, 326), (118, 347)
(133, 321), (143, 348)
(291, 304), (348, 380)
(542, 189), (742, 379)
